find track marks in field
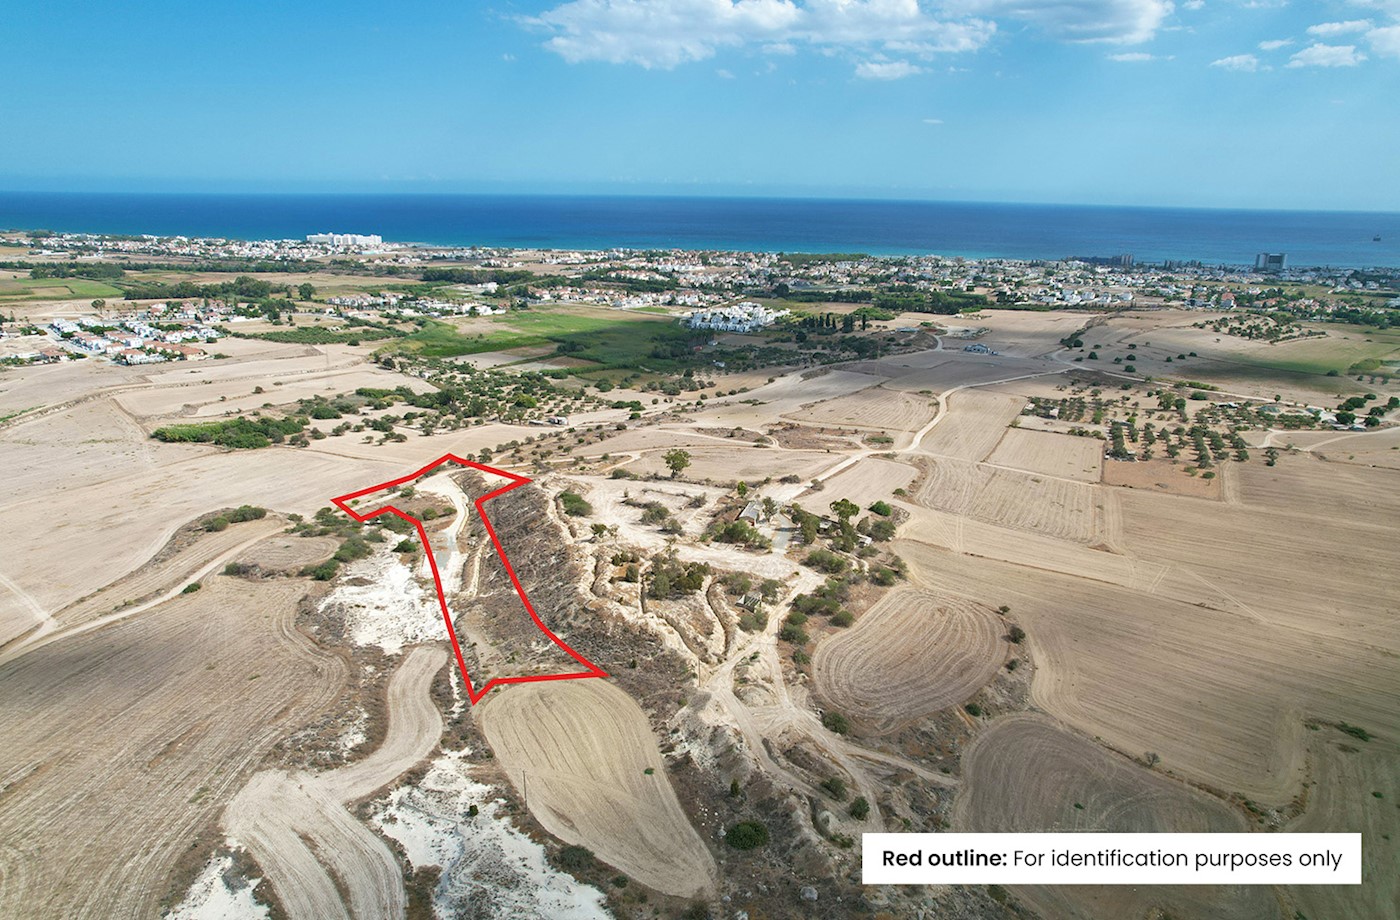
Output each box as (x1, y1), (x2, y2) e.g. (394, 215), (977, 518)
(812, 588), (1006, 733)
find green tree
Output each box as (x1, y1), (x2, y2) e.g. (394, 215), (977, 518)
(664, 448), (692, 478)
(829, 498), (859, 523)
(297, 282), (315, 301)
(725, 821), (769, 850)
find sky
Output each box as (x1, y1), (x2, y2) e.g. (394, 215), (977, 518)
(1, 0), (1397, 210)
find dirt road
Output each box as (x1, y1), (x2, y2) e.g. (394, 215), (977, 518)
(224, 645), (447, 920)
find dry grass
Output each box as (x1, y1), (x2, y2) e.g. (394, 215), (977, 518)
(913, 457), (1099, 543)
(234, 536), (339, 573)
(955, 713), (1272, 920)
(913, 390), (1025, 461)
(479, 679), (717, 899)
(1103, 457), (1223, 499)
(794, 456), (917, 516)
(0, 577), (346, 919)
(621, 445), (834, 483)
(812, 588), (1006, 733)
(782, 386), (935, 433)
(986, 427), (1104, 482)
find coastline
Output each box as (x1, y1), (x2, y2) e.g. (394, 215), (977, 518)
(2, 191), (1399, 269)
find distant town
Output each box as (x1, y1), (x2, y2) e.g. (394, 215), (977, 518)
(2, 228), (1397, 371)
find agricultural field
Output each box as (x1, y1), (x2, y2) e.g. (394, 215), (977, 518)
(913, 457), (1100, 543)
(0, 274), (123, 301)
(0, 576), (346, 920)
(913, 389), (1027, 461)
(956, 714), (1275, 920)
(812, 588), (1006, 733)
(478, 679), (717, 899)
(986, 427), (1104, 482)
(782, 385), (935, 434)
(793, 456), (917, 516)
(1, 250), (1396, 920)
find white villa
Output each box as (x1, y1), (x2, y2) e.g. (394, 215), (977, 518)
(684, 302), (789, 333)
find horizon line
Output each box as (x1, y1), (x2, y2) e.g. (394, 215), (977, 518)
(2, 186), (1399, 218)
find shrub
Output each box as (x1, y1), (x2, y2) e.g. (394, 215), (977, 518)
(228, 504), (268, 522)
(849, 797), (870, 820)
(822, 711), (851, 734)
(333, 536), (371, 563)
(821, 776), (847, 800)
(1007, 625), (1026, 644)
(725, 821), (770, 850)
(394, 539), (417, 553)
(181, 582), (201, 594)
(779, 621), (809, 645)
(557, 845), (595, 871)
(204, 516), (230, 532)
(223, 562), (251, 576)
(713, 519), (769, 548)
(1337, 722), (1372, 742)
(560, 491), (592, 517)
(868, 500), (892, 516)
(304, 560), (340, 581)
(831, 610), (854, 628)
(965, 702), (983, 717)
(869, 566), (897, 586)
(804, 549), (849, 574)
(737, 610), (768, 632)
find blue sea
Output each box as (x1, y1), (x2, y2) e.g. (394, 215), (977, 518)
(1, 192), (1398, 269)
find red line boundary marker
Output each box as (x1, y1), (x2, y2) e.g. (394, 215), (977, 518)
(331, 453), (606, 704)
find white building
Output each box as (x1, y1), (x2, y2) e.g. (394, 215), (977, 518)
(685, 302), (789, 333)
(307, 232), (383, 249)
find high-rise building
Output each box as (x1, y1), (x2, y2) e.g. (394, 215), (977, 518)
(1255, 252), (1287, 272)
(307, 232), (383, 248)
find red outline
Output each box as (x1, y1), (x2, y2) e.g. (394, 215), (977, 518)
(331, 454), (606, 703)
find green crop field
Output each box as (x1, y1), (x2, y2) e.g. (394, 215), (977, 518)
(1228, 326), (1400, 379)
(391, 305), (700, 370)
(0, 277), (123, 300)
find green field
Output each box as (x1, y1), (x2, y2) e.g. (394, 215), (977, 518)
(390, 306), (699, 370)
(0, 277), (123, 300)
(1227, 326), (1400, 379)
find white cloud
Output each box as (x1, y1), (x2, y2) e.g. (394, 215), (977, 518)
(716, 67), (736, 77)
(1307, 19), (1372, 36)
(943, 0), (1176, 44)
(1182, 0), (1204, 9)
(528, 0), (1179, 72)
(1257, 38), (1292, 50)
(923, 117), (945, 123)
(1347, 0), (1400, 13)
(855, 58), (925, 79)
(1366, 24), (1400, 57)
(1107, 51), (1156, 59)
(528, 0), (996, 69)
(1287, 42), (1367, 66)
(1211, 52), (1262, 70)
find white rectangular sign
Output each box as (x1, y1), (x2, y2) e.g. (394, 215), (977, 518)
(862, 833), (1361, 885)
